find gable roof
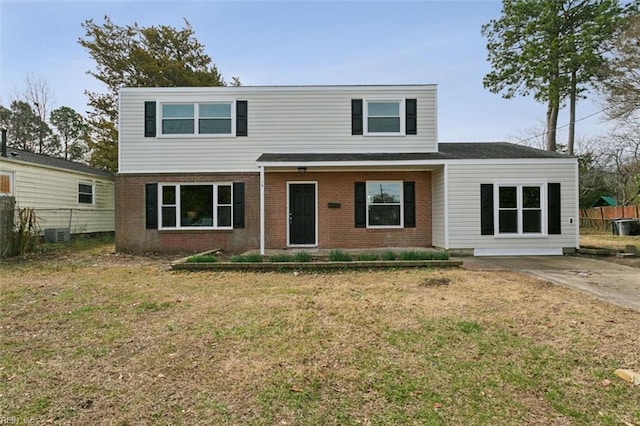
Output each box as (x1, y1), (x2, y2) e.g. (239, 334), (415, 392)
(256, 142), (572, 163)
(1, 148), (113, 179)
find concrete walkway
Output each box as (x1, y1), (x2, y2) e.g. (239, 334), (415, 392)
(462, 256), (640, 312)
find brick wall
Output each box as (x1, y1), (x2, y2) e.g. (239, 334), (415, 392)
(265, 171), (432, 249)
(115, 173), (260, 253)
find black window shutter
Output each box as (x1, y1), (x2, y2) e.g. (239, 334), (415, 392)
(236, 100), (248, 136)
(354, 182), (366, 228)
(144, 101), (156, 137)
(145, 183), (158, 229)
(548, 183), (561, 234)
(233, 182), (245, 229)
(480, 184), (494, 235)
(352, 99), (363, 135)
(406, 99), (417, 135)
(403, 181), (416, 228)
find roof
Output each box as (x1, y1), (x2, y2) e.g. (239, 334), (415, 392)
(256, 142), (573, 163)
(1, 149), (114, 179)
(592, 196), (617, 207)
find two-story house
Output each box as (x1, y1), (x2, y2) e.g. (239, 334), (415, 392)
(116, 85), (578, 256)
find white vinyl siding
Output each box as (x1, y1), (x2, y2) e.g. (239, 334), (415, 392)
(0, 159), (114, 234)
(119, 86), (437, 173)
(446, 162), (577, 253)
(431, 166), (446, 248)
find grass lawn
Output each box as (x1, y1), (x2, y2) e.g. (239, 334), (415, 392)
(581, 231), (640, 252)
(1, 239), (639, 425)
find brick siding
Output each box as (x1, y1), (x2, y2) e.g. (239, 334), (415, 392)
(265, 171), (432, 249)
(115, 173), (260, 253)
(117, 170), (432, 253)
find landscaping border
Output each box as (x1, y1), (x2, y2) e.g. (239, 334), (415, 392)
(171, 259), (463, 271)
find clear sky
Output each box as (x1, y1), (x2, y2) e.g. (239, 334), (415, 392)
(0, 0), (613, 143)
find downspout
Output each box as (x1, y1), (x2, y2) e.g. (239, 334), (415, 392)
(1, 128), (7, 158)
(259, 165), (265, 255)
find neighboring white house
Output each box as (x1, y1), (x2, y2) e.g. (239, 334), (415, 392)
(0, 143), (115, 235)
(116, 85), (578, 256)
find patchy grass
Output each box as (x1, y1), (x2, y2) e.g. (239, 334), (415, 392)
(1, 244), (639, 424)
(581, 231), (640, 251)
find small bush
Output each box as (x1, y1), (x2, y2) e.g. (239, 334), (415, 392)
(398, 250), (450, 260)
(230, 253), (263, 263)
(293, 252), (313, 262)
(380, 250), (397, 261)
(356, 253), (380, 261)
(269, 254), (294, 262)
(186, 254), (218, 263)
(328, 250), (352, 262)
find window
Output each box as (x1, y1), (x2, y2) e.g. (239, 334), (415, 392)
(161, 102), (234, 136)
(78, 182), (94, 204)
(497, 184), (543, 235)
(159, 183), (233, 229)
(0, 172), (13, 196)
(367, 181), (402, 227)
(365, 100), (405, 135)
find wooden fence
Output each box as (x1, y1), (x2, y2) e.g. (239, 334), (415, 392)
(580, 205), (640, 231)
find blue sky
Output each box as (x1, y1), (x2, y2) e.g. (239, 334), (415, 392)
(0, 0), (613, 143)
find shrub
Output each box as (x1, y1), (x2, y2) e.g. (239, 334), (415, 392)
(269, 254), (294, 262)
(398, 250), (449, 260)
(186, 254), (218, 263)
(328, 250), (352, 262)
(380, 250), (397, 261)
(230, 253), (263, 263)
(356, 253), (380, 261)
(293, 252), (313, 262)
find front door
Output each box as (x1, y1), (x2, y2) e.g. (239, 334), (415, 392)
(288, 183), (316, 245)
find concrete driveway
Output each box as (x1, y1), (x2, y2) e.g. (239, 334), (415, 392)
(462, 256), (640, 312)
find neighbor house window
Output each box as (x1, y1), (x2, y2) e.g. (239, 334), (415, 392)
(0, 172), (13, 196)
(161, 102), (234, 136)
(365, 100), (404, 135)
(159, 183), (232, 229)
(497, 184), (543, 235)
(78, 182), (94, 204)
(367, 181), (402, 227)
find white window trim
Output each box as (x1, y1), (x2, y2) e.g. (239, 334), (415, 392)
(366, 180), (404, 229)
(158, 182), (233, 230)
(78, 181), (95, 205)
(364, 99), (406, 136)
(0, 171), (14, 196)
(157, 101), (236, 138)
(493, 182), (547, 237)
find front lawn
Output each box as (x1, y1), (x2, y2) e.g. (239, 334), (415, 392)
(1, 243), (639, 424)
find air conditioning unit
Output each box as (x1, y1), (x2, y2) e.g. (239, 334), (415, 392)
(44, 228), (70, 243)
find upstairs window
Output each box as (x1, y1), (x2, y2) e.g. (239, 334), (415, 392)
(162, 104), (194, 134)
(78, 182), (94, 204)
(161, 102), (234, 136)
(365, 100), (405, 135)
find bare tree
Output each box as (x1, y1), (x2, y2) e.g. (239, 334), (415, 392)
(22, 73), (56, 154)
